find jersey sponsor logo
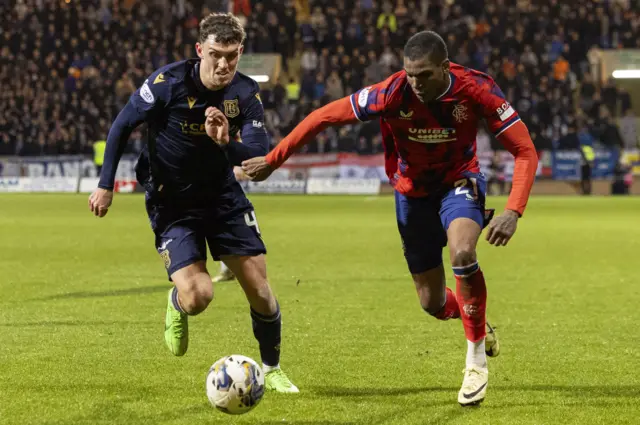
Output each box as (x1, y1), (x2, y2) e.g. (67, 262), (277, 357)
(153, 73), (165, 84)
(187, 96), (197, 109)
(223, 99), (240, 118)
(179, 121), (207, 136)
(497, 102), (515, 121)
(358, 87), (371, 108)
(452, 104), (468, 123)
(399, 110), (414, 119)
(140, 80), (155, 103)
(407, 128), (457, 143)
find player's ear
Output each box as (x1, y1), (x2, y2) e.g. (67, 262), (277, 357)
(442, 59), (450, 76)
(195, 42), (204, 59)
(238, 45), (244, 57)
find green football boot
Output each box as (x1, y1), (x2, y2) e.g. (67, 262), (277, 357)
(164, 288), (188, 356)
(265, 368), (299, 393)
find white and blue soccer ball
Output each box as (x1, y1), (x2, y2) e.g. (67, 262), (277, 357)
(206, 355), (265, 415)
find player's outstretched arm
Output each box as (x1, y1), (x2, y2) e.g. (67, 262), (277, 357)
(241, 96), (358, 181)
(88, 102), (145, 217)
(485, 120), (539, 246)
(89, 75), (165, 217)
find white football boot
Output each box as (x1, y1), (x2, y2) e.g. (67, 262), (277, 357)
(458, 366), (488, 406)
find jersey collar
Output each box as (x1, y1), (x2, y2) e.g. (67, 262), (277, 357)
(435, 72), (455, 101)
(193, 61), (208, 93)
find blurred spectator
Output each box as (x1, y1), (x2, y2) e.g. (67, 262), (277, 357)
(0, 0), (639, 160)
(487, 152), (507, 196)
(611, 158), (633, 195)
(553, 55), (570, 82)
(377, 2), (397, 33)
(620, 109), (639, 149)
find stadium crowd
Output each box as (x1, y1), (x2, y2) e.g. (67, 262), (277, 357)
(0, 0), (638, 157)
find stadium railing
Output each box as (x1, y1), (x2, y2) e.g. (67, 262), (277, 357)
(0, 149), (638, 195)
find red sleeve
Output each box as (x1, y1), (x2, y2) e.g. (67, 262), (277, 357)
(464, 71), (537, 215)
(496, 120), (539, 216)
(469, 72), (522, 137)
(266, 73), (404, 168)
(348, 72), (404, 121)
(265, 97), (359, 168)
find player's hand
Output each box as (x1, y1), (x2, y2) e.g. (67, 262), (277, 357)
(241, 156), (275, 181)
(88, 188), (113, 218)
(233, 166), (248, 181)
(205, 107), (229, 146)
(485, 209), (519, 246)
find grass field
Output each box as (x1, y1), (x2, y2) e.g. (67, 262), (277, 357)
(1, 194), (640, 425)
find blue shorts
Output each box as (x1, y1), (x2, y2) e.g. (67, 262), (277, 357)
(395, 172), (490, 274)
(146, 198), (266, 280)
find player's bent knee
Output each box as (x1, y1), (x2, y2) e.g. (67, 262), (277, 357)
(412, 266), (446, 314)
(450, 248), (477, 268)
(175, 276), (213, 315)
(420, 294), (446, 315)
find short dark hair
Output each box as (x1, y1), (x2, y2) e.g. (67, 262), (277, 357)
(199, 13), (246, 45)
(403, 31), (448, 63)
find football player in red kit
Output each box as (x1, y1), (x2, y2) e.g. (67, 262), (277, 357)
(242, 31), (538, 406)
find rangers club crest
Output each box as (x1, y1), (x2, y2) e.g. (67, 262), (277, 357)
(223, 99), (240, 118)
(452, 104), (468, 123)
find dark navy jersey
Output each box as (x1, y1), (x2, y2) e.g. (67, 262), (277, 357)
(98, 59), (269, 210)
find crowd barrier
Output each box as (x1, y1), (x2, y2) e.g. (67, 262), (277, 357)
(1, 149), (638, 195)
(0, 176), (383, 195)
(1, 150), (639, 182)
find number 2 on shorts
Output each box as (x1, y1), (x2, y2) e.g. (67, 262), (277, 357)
(454, 178), (478, 199)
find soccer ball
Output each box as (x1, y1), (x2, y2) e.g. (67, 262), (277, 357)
(206, 355), (265, 415)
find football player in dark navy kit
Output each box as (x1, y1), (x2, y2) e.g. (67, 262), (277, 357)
(88, 13), (298, 393)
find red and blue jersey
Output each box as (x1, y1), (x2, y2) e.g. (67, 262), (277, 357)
(348, 63), (521, 197)
(267, 62), (537, 214)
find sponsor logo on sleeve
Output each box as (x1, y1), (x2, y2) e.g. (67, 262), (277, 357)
(140, 80), (155, 104)
(496, 102), (515, 121)
(358, 87), (371, 108)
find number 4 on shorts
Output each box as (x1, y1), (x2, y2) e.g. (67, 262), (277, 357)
(244, 211), (261, 235)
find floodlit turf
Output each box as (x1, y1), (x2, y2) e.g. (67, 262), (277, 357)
(1, 193), (639, 425)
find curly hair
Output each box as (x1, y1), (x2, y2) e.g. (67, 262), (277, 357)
(198, 13), (246, 45)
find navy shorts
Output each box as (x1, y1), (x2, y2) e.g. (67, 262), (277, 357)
(395, 172), (490, 274)
(146, 200), (266, 279)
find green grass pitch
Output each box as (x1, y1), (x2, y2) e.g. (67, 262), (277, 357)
(1, 194), (639, 425)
